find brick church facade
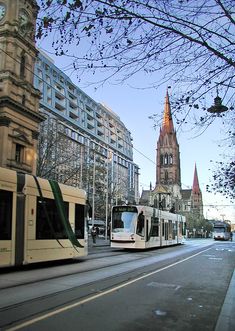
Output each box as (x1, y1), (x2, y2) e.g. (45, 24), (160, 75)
(140, 90), (204, 218)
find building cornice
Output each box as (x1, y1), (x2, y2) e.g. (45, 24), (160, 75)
(0, 96), (45, 123)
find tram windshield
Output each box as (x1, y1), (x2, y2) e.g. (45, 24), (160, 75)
(112, 206), (138, 233)
(214, 227), (225, 233)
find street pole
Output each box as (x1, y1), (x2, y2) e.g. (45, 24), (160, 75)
(105, 157), (109, 240)
(92, 152), (96, 227)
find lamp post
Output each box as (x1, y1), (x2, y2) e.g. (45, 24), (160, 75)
(92, 152), (96, 227)
(105, 150), (113, 240)
(105, 158), (109, 240)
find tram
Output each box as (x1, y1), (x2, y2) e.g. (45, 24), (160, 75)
(110, 205), (186, 249)
(213, 221), (231, 241)
(0, 167), (88, 267)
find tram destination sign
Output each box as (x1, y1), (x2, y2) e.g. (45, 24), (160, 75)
(113, 206), (137, 213)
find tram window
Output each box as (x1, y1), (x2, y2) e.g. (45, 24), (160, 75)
(0, 189), (12, 240)
(169, 221), (173, 238)
(161, 219), (165, 236)
(113, 212), (124, 231)
(182, 222), (186, 236)
(36, 197), (69, 239)
(179, 222), (182, 235)
(179, 221), (186, 235)
(173, 222), (177, 239)
(112, 210), (136, 233)
(75, 204), (85, 239)
(165, 223), (169, 240)
(137, 211), (145, 236)
(150, 217), (159, 237)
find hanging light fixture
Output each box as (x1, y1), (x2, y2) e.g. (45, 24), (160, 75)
(207, 92), (228, 114)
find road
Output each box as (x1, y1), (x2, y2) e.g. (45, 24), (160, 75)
(0, 239), (234, 331)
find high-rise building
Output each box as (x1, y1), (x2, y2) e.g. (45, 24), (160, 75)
(34, 50), (140, 218)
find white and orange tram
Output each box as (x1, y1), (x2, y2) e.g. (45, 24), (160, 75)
(0, 167), (88, 267)
(110, 205), (186, 249)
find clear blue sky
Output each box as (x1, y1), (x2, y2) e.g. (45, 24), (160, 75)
(37, 46), (235, 223)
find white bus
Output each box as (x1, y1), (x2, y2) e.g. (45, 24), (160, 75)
(0, 167), (88, 267)
(111, 205), (186, 249)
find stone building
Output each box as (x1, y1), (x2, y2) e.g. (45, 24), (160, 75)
(0, 0), (44, 174)
(140, 90), (204, 217)
(0, 0), (139, 220)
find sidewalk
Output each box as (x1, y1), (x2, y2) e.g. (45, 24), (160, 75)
(215, 268), (235, 331)
(88, 235), (110, 248)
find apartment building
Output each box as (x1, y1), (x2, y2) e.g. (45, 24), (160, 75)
(34, 50), (139, 219)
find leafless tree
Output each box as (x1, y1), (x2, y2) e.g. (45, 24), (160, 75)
(37, 0), (235, 198)
(206, 110), (235, 200)
(37, 116), (82, 185)
(37, 0), (235, 107)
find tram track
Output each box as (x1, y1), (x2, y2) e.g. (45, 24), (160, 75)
(0, 250), (183, 330)
(0, 250), (145, 290)
(0, 249), (167, 330)
(0, 241), (218, 331)
(0, 243), (216, 331)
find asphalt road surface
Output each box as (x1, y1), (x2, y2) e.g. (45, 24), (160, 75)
(0, 239), (234, 331)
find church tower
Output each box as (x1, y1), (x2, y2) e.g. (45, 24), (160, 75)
(142, 89), (182, 211)
(0, 0), (44, 174)
(191, 163), (203, 215)
(156, 90), (181, 188)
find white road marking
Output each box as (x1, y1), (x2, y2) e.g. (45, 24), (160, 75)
(147, 281), (181, 291)
(6, 247), (212, 331)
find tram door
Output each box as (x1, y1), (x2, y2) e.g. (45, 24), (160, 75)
(0, 189), (14, 266)
(160, 219), (164, 246)
(165, 222), (169, 241)
(175, 221), (178, 243)
(137, 211), (145, 238)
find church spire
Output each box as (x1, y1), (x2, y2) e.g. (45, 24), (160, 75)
(162, 89), (174, 134)
(192, 163), (200, 193)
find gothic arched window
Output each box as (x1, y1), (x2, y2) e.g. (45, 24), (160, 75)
(160, 154), (164, 165)
(164, 153), (168, 165)
(169, 154), (173, 164)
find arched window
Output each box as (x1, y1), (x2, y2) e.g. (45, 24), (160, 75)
(160, 154), (164, 165)
(20, 53), (26, 79)
(169, 154), (173, 164)
(164, 153), (168, 165)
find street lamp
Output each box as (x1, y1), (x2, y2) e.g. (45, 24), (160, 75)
(207, 95), (228, 114)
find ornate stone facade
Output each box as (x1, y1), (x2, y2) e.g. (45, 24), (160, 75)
(140, 90), (203, 217)
(0, 0), (44, 174)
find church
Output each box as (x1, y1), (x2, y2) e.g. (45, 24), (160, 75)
(140, 90), (204, 218)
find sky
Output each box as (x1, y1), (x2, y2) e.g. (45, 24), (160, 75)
(36, 45), (235, 224)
